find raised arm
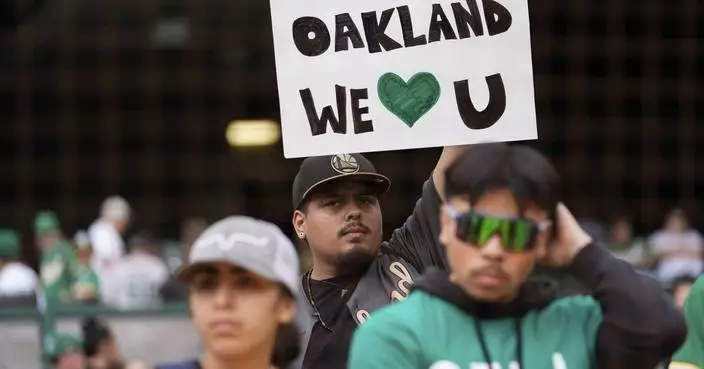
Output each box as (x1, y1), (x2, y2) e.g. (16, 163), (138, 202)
(432, 145), (469, 202)
(550, 205), (686, 369)
(570, 244), (687, 369)
(386, 146), (469, 272)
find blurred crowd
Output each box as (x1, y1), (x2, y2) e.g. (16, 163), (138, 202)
(0, 196), (178, 310)
(2, 198), (700, 310)
(0, 195), (701, 369)
(591, 207), (702, 309)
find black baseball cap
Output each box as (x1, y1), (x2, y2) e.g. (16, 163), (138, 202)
(292, 153), (391, 209)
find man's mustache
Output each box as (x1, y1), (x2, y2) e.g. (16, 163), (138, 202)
(338, 222), (371, 237)
(471, 265), (511, 281)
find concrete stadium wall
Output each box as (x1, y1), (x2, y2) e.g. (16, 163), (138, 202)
(1, 316), (201, 369)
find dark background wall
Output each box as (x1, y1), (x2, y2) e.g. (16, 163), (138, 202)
(0, 0), (702, 258)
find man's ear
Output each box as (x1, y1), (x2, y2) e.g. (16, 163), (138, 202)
(439, 204), (452, 228)
(292, 210), (306, 236)
(533, 222), (555, 263)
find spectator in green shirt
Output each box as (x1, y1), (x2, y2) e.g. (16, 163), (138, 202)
(71, 230), (100, 303)
(36, 210), (80, 306)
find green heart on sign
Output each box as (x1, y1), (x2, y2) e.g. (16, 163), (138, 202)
(377, 72), (441, 127)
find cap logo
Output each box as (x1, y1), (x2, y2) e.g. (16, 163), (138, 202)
(330, 154), (360, 174)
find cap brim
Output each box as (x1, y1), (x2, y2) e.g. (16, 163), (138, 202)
(176, 257), (281, 286)
(176, 258), (305, 313)
(297, 172), (391, 209)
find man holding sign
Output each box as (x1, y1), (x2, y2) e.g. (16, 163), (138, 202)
(272, 0), (540, 367)
(292, 148), (464, 369)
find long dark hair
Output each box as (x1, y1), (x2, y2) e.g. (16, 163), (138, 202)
(271, 322), (301, 368)
(271, 285), (302, 369)
(81, 316), (112, 358)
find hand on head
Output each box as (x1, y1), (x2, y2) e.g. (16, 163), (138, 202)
(538, 203), (592, 267)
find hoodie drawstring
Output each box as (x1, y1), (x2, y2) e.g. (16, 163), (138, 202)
(473, 317), (524, 369)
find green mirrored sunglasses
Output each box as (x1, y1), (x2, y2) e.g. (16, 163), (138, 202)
(447, 207), (551, 252)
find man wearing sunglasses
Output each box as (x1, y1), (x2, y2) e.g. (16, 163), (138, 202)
(349, 143), (686, 369)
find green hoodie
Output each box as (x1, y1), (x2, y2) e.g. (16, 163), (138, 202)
(349, 271), (600, 369)
(669, 275), (704, 369)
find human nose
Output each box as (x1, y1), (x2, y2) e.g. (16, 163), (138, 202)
(344, 202), (363, 221)
(212, 283), (235, 309)
(480, 234), (505, 261)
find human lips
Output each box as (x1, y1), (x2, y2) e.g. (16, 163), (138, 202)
(340, 223), (370, 237)
(474, 273), (504, 287)
(209, 320), (239, 336)
(345, 227), (366, 236)
(472, 268), (508, 288)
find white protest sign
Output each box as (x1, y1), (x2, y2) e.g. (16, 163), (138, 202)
(270, 0), (536, 158)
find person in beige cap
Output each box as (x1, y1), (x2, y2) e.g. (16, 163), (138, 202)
(156, 216), (310, 369)
(88, 196), (131, 283)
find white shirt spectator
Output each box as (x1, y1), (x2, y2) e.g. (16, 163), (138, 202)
(650, 229), (704, 282)
(88, 219), (125, 276)
(101, 252), (170, 310)
(0, 262), (38, 296)
(88, 196), (131, 283)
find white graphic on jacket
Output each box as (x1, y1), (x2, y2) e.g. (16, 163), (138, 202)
(389, 262), (413, 302)
(429, 352), (568, 369)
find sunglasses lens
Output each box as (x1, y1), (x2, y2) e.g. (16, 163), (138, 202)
(508, 219), (537, 251)
(456, 213), (539, 252)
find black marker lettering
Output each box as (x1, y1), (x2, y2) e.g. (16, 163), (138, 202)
(361, 9), (403, 53)
(292, 17), (331, 57)
(428, 4), (458, 42)
(454, 74), (506, 130)
(396, 6), (427, 47)
(483, 0), (512, 36)
(300, 86), (348, 135)
(451, 0), (484, 38)
(334, 13), (365, 52)
(350, 89), (374, 134)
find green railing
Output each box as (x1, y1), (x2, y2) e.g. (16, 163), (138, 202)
(0, 308), (41, 320)
(0, 303), (189, 321)
(48, 303), (189, 318)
